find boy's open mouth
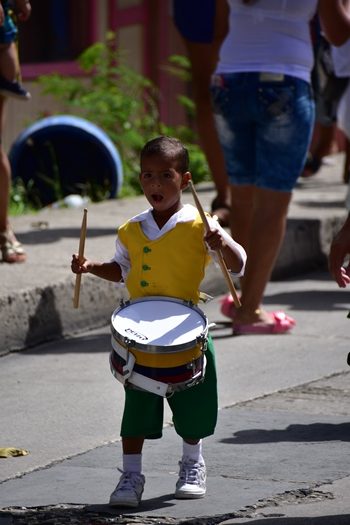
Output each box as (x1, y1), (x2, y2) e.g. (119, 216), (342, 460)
(152, 194), (163, 203)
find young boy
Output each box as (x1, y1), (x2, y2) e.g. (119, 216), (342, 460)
(71, 136), (246, 508)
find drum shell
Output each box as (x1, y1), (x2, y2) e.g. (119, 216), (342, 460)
(110, 341), (205, 386)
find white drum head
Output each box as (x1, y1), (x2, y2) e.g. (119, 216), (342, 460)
(111, 297), (207, 348)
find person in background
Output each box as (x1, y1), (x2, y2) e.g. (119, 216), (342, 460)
(211, 0), (350, 335)
(0, 0), (31, 263)
(71, 136), (246, 508)
(172, 0), (231, 227)
(0, 0), (31, 99)
(329, 187), (350, 289)
(332, 39), (350, 185)
(302, 32), (350, 180)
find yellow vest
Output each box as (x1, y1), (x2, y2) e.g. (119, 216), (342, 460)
(118, 214), (211, 304)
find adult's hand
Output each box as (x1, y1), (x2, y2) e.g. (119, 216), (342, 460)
(318, 0), (350, 47)
(329, 213), (350, 287)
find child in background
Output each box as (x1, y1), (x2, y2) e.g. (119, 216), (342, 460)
(0, 0), (31, 264)
(0, 0), (31, 100)
(71, 136), (246, 508)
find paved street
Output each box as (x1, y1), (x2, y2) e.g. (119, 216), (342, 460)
(1, 272), (350, 524)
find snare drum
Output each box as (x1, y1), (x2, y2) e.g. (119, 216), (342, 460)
(110, 296), (208, 397)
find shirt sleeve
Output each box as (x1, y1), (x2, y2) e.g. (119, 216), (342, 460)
(111, 235), (130, 282)
(206, 217), (247, 278)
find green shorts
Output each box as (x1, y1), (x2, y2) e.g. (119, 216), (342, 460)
(120, 336), (218, 440)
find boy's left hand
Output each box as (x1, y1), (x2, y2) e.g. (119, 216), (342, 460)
(204, 227), (226, 252)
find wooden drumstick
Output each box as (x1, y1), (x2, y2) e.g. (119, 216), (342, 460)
(188, 181), (241, 308)
(73, 208), (88, 309)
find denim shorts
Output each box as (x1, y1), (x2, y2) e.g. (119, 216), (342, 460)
(210, 72), (315, 192)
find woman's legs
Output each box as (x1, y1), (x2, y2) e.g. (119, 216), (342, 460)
(230, 184), (292, 325)
(182, 1), (230, 221)
(0, 94), (26, 261)
(0, 95), (10, 232)
(213, 74), (314, 330)
(0, 42), (18, 81)
(186, 41), (229, 204)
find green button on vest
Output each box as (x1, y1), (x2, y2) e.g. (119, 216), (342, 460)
(143, 246), (152, 253)
(140, 280), (149, 287)
(142, 264), (151, 271)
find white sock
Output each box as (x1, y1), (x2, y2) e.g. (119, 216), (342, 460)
(123, 453), (142, 474)
(182, 439), (204, 464)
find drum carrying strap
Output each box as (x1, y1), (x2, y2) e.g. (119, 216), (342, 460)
(110, 337), (170, 397)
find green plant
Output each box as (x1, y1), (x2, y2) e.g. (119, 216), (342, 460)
(10, 178), (36, 215)
(36, 33), (209, 203)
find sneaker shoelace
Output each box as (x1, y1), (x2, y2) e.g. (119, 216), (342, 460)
(117, 469), (142, 492)
(179, 461), (204, 484)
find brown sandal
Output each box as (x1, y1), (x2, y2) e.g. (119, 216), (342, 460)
(0, 229), (26, 263)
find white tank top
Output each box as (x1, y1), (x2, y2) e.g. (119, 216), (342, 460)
(216, 0), (319, 83)
(331, 40), (350, 78)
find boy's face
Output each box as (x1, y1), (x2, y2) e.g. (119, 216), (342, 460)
(139, 154), (190, 212)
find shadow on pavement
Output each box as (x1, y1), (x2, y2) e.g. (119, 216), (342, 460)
(228, 515), (350, 524)
(221, 422), (350, 444)
(16, 227), (118, 245)
(24, 287), (63, 348)
(209, 321), (233, 341)
(24, 332), (111, 355)
(263, 290), (350, 313)
(88, 493), (176, 513)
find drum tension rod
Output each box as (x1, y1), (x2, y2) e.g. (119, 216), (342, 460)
(197, 334), (207, 346)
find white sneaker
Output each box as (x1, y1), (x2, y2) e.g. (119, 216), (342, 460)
(109, 470), (145, 507)
(175, 457), (206, 499)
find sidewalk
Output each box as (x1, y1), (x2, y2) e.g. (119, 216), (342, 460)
(1, 315), (350, 523)
(1, 153), (349, 355)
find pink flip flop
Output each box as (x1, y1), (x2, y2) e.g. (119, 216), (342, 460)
(233, 311), (296, 336)
(221, 295), (295, 330)
(220, 294), (238, 319)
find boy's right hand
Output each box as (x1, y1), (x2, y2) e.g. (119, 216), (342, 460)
(71, 253), (90, 274)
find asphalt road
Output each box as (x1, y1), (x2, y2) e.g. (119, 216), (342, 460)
(1, 271), (350, 524)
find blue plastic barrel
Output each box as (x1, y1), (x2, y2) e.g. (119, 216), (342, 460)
(9, 115), (123, 206)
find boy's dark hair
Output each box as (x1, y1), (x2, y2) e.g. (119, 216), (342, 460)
(140, 136), (189, 173)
